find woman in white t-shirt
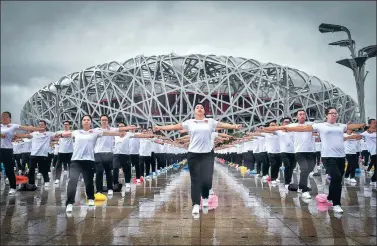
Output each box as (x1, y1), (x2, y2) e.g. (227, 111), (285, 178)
(280, 107), (364, 213)
(1, 111), (43, 194)
(61, 115), (136, 213)
(153, 103), (242, 216)
(361, 119), (377, 185)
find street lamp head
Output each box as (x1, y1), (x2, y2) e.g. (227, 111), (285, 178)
(359, 45), (377, 58)
(319, 23), (346, 33)
(329, 40), (355, 47)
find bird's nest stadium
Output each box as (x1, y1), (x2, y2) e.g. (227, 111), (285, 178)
(21, 54), (359, 137)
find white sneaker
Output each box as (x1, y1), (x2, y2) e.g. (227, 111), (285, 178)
(125, 183), (131, 188)
(327, 200), (333, 205)
(370, 182), (377, 186)
(350, 178), (357, 183)
(5, 178), (9, 184)
(48, 172), (51, 176)
(136, 179), (140, 183)
(18, 170), (22, 175)
(8, 188), (16, 195)
(333, 205), (344, 213)
(37, 173), (42, 179)
(202, 198), (209, 207)
(88, 199), (95, 206)
(302, 192), (311, 199)
(66, 204), (73, 212)
(209, 189), (214, 196)
(54, 179), (59, 184)
(345, 177), (351, 182)
(262, 175), (269, 182)
(64, 171), (68, 175)
(152, 172), (156, 176)
(297, 189), (302, 193)
(192, 204), (200, 214)
(309, 172), (314, 178)
(108, 190), (113, 196)
(44, 182), (50, 187)
(285, 184), (289, 190)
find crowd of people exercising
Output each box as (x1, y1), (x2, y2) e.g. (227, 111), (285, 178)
(1, 104), (376, 217)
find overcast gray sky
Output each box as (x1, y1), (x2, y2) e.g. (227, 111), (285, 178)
(1, 1), (376, 124)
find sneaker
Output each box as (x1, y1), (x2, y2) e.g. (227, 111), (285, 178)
(370, 182), (377, 186)
(136, 179), (140, 184)
(54, 179), (59, 185)
(88, 199), (95, 206)
(202, 198), (209, 207)
(271, 180), (278, 186)
(8, 188), (16, 195)
(108, 190), (113, 196)
(333, 205), (344, 213)
(285, 184), (289, 190)
(64, 171), (68, 175)
(125, 183), (131, 188)
(302, 192), (311, 199)
(192, 204), (200, 215)
(327, 200), (333, 205)
(345, 177), (351, 182)
(209, 189), (214, 196)
(18, 170), (22, 175)
(66, 204), (73, 212)
(350, 178), (357, 183)
(44, 182), (50, 187)
(297, 189), (303, 193)
(37, 173), (42, 179)
(5, 178), (9, 185)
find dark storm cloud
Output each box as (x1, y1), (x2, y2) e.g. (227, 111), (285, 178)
(1, 1), (376, 123)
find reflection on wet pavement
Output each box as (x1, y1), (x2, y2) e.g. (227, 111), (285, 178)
(1, 163), (376, 245)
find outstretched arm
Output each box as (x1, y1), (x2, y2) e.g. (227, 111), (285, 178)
(347, 124), (365, 130)
(217, 122), (242, 130)
(19, 125), (44, 132)
(285, 126), (313, 132)
(153, 124), (183, 132)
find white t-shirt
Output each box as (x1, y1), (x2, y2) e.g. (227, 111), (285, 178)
(360, 140), (368, 151)
(276, 130), (294, 153)
(182, 118), (218, 153)
(30, 131), (56, 157)
(315, 141), (321, 152)
(262, 133), (280, 154)
(287, 122), (315, 153)
(71, 129), (103, 161)
(312, 123), (347, 158)
(139, 139), (152, 156)
(22, 138), (32, 153)
(54, 144), (59, 155)
(58, 130), (74, 153)
(12, 142), (21, 154)
(360, 131), (377, 156)
(343, 133), (357, 155)
(243, 140), (254, 152)
(129, 137), (140, 155)
(236, 144), (243, 154)
(114, 132), (135, 155)
(211, 132), (219, 149)
(257, 136), (267, 152)
(94, 127), (119, 153)
(1, 124), (20, 149)
(252, 138), (259, 153)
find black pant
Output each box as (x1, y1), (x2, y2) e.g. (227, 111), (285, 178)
(113, 154), (131, 184)
(28, 156), (50, 185)
(130, 154), (141, 178)
(254, 153), (262, 174)
(139, 156), (151, 176)
(268, 153), (282, 181)
(322, 157), (345, 206)
(21, 152), (31, 171)
(94, 153), (113, 192)
(315, 151), (321, 165)
(367, 153), (374, 171)
(281, 152), (296, 185)
(187, 152), (214, 205)
(234, 154), (243, 165)
(258, 152), (269, 176)
(362, 150), (370, 167)
(296, 152), (316, 192)
(370, 155), (377, 182)
(66, 160), (95, 205)
(13, 154), (22, 171)
(345, 154), (358, 179)
(56, 153), (72, 179)
(243, 151), (255, 170)
(0, 148), (16, 189)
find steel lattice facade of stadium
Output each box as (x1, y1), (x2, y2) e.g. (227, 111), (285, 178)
(21, 54), (359, 137)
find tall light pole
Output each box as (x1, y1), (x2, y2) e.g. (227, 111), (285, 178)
(319, 23), (376, 123)
(54, 84), (62, 131)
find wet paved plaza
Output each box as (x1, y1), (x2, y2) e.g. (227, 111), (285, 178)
(1, 163), (376, 245)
